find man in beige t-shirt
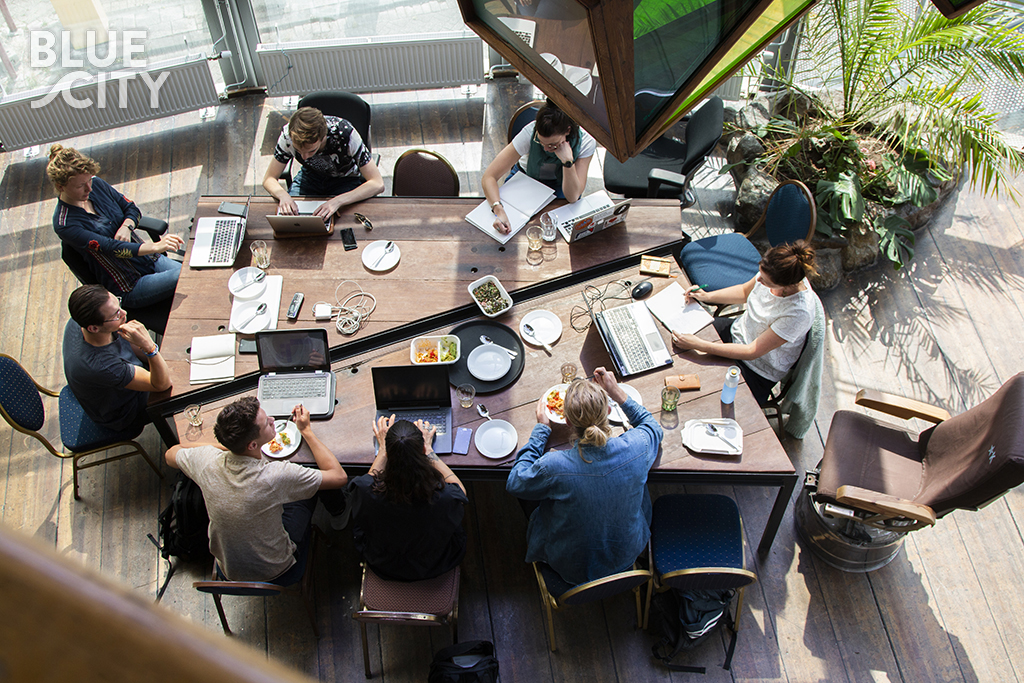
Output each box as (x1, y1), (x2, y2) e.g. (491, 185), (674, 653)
(166, 397), (347, 584)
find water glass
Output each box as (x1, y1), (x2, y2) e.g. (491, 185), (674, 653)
(540, 212), (557, 242)
(527, 226), (543, 251)
(250, 240), (270, 269)
(184, 404), (203, 427)
(560, 363), (578, 384)
(456, 383), (476, 409)
(661, 386), (681, 412)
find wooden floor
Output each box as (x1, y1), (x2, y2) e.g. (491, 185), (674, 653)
(2, 80), (1023, 682)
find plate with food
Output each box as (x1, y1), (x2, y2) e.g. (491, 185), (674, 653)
(410, 335), (461, 365)
(468, 275), (512, 318)
(263, 420), (302, 459)
(543, 383), (569, 424)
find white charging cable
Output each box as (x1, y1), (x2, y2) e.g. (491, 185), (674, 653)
(333, 280), (376, 335)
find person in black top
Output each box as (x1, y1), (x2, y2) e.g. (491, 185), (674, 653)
(348, 416), (468, 582)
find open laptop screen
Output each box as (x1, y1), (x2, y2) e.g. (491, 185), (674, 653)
(372, 365), (451, 410)
(255, 329), (330, 373)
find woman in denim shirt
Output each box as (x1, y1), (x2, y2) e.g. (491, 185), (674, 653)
(506, 367), (663, 586)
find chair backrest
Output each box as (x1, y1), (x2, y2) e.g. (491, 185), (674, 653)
(192, 581), (284, 598)
(660, 567), (758, 592)
(680, 96), (724, 176)
(61, 242), (98, 287)
(558, 568), (651, 605)
(507, 100), (545, 144)
(0, 354), (46, 432)
(763, 180), (816, 247)
(392, 149), (460, 197)
(298, 91), (373, 152)
(917, 372), (1024, 515)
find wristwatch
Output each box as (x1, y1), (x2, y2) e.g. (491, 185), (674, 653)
(562, 159), (574, 168)
(491, 200), (503, 212)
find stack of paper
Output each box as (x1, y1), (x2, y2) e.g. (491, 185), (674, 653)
(189, 334), (236, 384)
(644, 282), (714, 335)
(466, 173), (555, 244)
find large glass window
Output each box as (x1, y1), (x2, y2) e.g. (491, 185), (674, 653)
(250, 0), (467, 43)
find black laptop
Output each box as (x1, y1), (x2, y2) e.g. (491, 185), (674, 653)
(372, 365), (453, 453)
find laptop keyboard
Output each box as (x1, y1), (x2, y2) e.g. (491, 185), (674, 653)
(209, 219), (240, 264)
(603, 306), (654, 370)
(261, 375), (329, 400)
(398, 411), (448, 436)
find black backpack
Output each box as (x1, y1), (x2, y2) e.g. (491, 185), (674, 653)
(148, 472), (211, 600)
(648, 588), (737, 673)
(427, 641), (499, 683)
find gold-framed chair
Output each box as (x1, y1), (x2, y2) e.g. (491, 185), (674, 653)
(532, 545), (652, 652)
(0, 353), (161, 500)
(392, 149), (460, 197)
(352, 564), (460, 678)
(507, 99), (545, 144)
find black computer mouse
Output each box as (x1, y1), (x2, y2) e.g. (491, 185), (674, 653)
(631, 281), (653, 299)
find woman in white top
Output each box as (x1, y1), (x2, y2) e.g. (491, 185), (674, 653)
(482, 98), (596, 234)
(671, 241), (820, 404)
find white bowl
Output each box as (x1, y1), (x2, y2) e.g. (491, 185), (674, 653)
(468, 275), (512, 318)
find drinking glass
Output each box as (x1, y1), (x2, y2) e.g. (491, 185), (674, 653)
(540, 212), (557, 242)
(526, 227), (543, 265)
(560, 363), (578, 384)
(184, 404), (203, 427)
(661, 386), (681, 412)
(250, 240), (270, 269)
(456, 384), (476, 409)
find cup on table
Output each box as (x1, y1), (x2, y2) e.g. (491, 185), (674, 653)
(526, 226), (543, 265)
(560, 363), (578, 384)
(184, 404), (203, 427)
(250, 240), (270, 269)
(661, 386), (681, 412)
(456, 383), (476, 409)
(540, 212), (557, 242)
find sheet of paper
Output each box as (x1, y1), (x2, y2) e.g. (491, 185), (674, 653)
(465, 201), (532, 244)
(645, 282), (714, 335)
(189, 334), (236, 384)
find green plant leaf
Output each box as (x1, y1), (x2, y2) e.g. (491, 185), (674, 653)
(875, 214), (915, 269)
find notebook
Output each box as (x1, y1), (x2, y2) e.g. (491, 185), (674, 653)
(268, 200), (334, 238)
(592, 300), (674, 377)
(547, 191), (632, 243)
(644, 282), (714, 335)
(189, 215), (246, 268)
(465, 172), (555, 244)
(255, 328), (335, 419)
(188, 333), (236, 384)
(372, 365), (453, 454)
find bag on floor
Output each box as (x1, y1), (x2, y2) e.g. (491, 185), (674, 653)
(428, 640), (499, 683)
(648, 588), (736, 673)
(148, 472), (210, 600)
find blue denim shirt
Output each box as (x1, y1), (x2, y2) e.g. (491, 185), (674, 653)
(506, 398), (663, 586)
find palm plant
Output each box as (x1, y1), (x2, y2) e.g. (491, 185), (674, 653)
(757, 0), (1024, 267)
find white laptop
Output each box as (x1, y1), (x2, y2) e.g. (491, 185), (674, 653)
(189, 215), (246, 268)
(255, 328), (336, 419)
(498, 16), (536, 48)
(592, 300), (674, 377)
(553, 196), (633, 243)
(268, 199), (335, 238)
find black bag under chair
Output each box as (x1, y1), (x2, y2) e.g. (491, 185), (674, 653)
(428, 640), (499, 683)
(148, 471), (211, 600)
(648, 587), (737, 673)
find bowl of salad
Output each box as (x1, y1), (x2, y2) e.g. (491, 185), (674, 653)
(468, 275), (513, 318)
(410, 335), (461, 365)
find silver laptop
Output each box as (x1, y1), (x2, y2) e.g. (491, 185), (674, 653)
(268, 200), (334, 238)
(255, 328), (335, 419)
(189, 215), (245, 268)
(592, 300), (674, 377)
(559, 199), (632, 243)
(498, 16), (536, 47)
(372, 365), (453, 454)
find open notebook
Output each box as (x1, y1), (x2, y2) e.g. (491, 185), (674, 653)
(644, 282), (714, 335)
(465, 173), (555, 244)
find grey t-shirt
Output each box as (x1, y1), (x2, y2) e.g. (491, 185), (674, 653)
(175, 445), (322, 581)
(62, 319), (147, 432)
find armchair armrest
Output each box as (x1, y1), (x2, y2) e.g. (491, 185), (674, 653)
(647, 168), (686, 198)
(836, 485), (936, 527)
(855, 388), (950, 423)
(137, 216), (168, 239)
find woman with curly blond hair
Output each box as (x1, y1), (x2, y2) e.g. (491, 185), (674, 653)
(506, 367), (663, 586)
(48, 144), (183, 307)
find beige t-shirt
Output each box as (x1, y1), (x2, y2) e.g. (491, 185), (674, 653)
(176, 445), (321, 581)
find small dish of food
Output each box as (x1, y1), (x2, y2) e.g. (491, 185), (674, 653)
(262, 420), (302, 459)
(542, 383), (569, 424)
(468, 275), (512, 318)
(410, 335), (461, 365)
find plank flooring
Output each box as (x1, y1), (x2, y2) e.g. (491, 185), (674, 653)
(1, 82), (1023, 681)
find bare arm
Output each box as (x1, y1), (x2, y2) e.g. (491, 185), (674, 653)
(686, 275), (757, 306)
(556, 143), (592, 202)
(262, 158), (299, 215)
(313, 161), (385, 219)
(136, 233), (184, 256)
(119, 321), (171, 392)
(370, 414), (394, 475)
(672, 325), (787, 361)
(292, 405), (347, 489)
(482, 143), (523, 234)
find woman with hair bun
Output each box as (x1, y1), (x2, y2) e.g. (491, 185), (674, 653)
(506, 367), (663, 586)
(347, 417), (468, 581)
(672, 240), (821, 404)
(47, 144), (183, 308)
(481, 98), (596, 233)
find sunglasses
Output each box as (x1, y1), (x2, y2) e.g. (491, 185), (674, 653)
(354, 213), (373, 230)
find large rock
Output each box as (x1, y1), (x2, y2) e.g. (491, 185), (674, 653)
(774, 90), (817, 121)
(726, 133), (766, 186)
(809, 246), (843, 291)
(737, 98), (771, 131)
(735, 169), (779, 231)
(841, 222), (879, 272)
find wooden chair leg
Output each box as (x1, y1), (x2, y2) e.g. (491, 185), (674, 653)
(136, 443), (164, 478)
(360, 622), (372, 678)
(212, 594), (232, 636)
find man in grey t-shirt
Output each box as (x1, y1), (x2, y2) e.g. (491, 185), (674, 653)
(165, 397), (348, 584)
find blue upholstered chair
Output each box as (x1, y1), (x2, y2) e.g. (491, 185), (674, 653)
(677, 179), (816, 314)
(650, 494), (756, 669)
(531, 545), (652, 652)
(0, 354), (161, 501)
(603, 96), (724, 207)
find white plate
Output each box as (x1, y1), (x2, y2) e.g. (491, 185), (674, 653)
(562, 64), (593, 96)
(228, 267), (267, 300)
(681, 419), (743, 455)
(520, 310), (563, 346)
(230, 300), (272, 334)
(540, 52), (563, 74)
(608, 384), (643, 424)
(361, 240), (401, 271)
(263, 420), (302, 459)
(542, 383), (568, 424)
(474, 419), (518, 459)
(467, 345), (512, 381)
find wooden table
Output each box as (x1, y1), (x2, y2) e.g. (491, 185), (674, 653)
(156, 202), (796, 556)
